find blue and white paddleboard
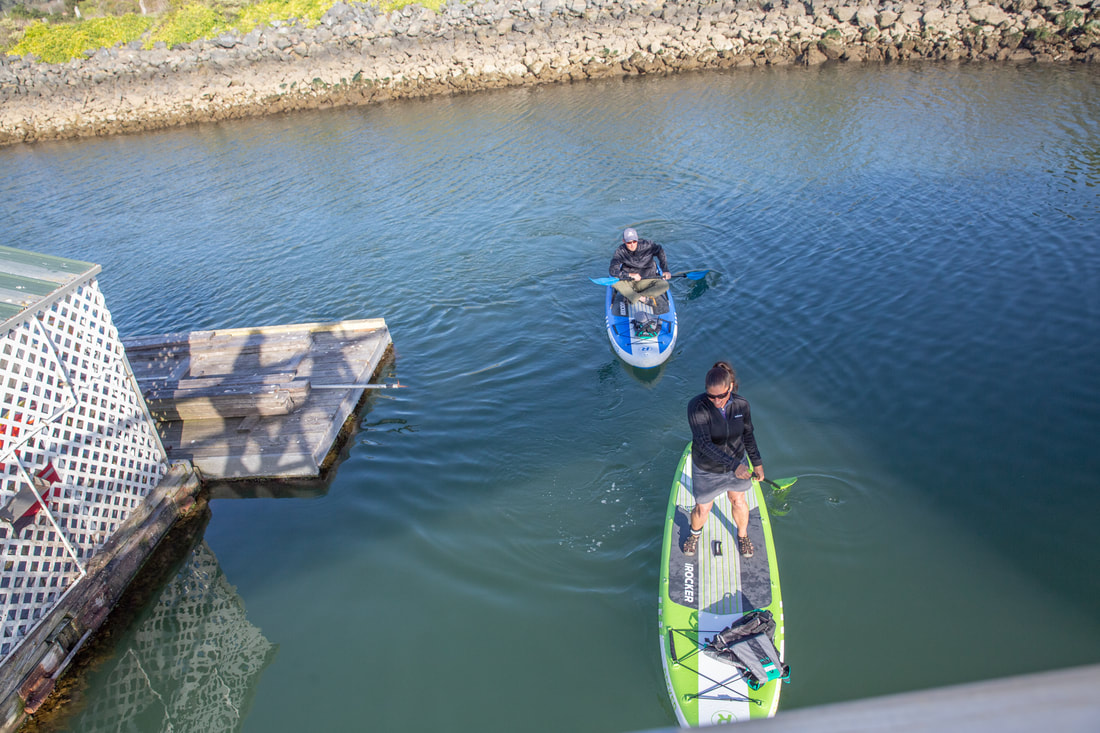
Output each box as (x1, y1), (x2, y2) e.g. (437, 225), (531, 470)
(603, 285), (677, 369)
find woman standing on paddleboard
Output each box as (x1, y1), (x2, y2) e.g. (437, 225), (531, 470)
(682, 361), (765, 558)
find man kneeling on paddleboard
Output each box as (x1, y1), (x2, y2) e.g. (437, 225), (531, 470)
(609, 227), (672, 305)
(683, 361), (765, 558)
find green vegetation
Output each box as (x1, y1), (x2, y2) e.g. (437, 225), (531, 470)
(1, 0), (446, 62)
(144, 3), (224, 48)
(1027, 26), (1052, 43)
(13, 13), (151, 61)
(1056, 10), (1083, 29)
(1, 17), (23, 50)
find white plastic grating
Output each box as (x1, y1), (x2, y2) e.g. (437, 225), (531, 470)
(0, 278), (168, 661)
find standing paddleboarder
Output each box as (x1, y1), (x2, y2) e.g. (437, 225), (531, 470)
(682, 361), (765, 558)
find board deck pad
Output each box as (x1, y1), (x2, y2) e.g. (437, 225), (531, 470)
(605, 286), (677, 369)
(667, 505), (771, 614)
(659, 444), (786, 726)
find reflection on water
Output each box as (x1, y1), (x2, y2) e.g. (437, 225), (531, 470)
(67, 542), (276, 732)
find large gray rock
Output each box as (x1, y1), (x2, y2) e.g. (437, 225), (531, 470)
(833, 6), (858, 23)
(899, 9), (922, 27)
(923, 9), (946, 26)
(969, 4), (1011, 25)
(855, 6), (880, 27)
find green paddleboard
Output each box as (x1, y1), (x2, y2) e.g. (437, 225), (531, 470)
(658, 442), (786, 726)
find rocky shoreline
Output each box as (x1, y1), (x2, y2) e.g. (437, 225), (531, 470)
(1, 0), (1098, 146)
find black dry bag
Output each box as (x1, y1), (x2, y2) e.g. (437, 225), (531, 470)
(703, 609), (790, 690)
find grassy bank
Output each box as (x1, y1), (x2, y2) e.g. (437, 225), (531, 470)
(1, 0), (443, 63)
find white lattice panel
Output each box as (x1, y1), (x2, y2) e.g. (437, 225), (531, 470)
(0, 279), (168, 661)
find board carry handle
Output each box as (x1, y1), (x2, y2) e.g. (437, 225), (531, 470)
(667, 628), (679, 662)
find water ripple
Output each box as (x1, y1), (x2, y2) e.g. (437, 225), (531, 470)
(2, 62), (1099, 733)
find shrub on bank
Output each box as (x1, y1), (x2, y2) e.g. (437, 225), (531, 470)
(0, 18), (22, 50)
(13, 12), (152, 62)
(234, 0), (339, 33)
(2, 0), (443, 61)
(143, 3), (223, 48)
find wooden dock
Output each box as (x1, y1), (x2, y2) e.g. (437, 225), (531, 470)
(123, 319), (393, 480)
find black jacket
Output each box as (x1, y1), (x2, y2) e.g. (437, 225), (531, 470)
(687, 392), (762, 474)
(609, 238), (669, 280)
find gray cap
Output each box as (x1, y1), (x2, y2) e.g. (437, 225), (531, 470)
(622, 228), (639, 243)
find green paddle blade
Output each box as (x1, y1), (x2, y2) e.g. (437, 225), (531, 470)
(766, 496), (791, 517)
(760, 477), (797, 516)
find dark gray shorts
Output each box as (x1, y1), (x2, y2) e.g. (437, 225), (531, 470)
(691, 458), (752, 505)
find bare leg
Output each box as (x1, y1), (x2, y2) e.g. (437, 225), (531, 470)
(690, 501), (714, 532)
(728, 490), (749, 538)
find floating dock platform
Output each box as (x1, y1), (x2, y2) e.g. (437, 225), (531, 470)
(123, 318), (393, 480)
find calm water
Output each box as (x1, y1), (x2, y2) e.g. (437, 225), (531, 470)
(2, 61), (1099, 732)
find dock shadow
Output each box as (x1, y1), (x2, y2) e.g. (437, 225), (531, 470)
(124, 320), (396, 486)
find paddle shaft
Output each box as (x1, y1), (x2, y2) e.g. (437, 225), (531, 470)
(590, 269), (708, 286)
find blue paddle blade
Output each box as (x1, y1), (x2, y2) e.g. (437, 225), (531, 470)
(590, 277), (618, 286)
(671, 270), (710, 280)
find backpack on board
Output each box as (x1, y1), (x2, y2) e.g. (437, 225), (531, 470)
(703, 609), (790, 690)
(633, 317), (662, 339)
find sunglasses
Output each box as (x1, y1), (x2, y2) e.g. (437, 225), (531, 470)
(706, 387), (732, 402)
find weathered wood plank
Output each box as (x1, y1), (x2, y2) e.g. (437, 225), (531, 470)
(144, 379), (310, 421)
(126, 318), (392, 479)
(144, 372), (298, 391)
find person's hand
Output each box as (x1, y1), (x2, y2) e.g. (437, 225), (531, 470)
(735, 464), (751, 480)
(662, 271), (672, 280)
(753, 465), (765, 482)
(629, 273), (641, 281)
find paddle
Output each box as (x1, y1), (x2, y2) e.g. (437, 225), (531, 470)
(757, 476), (797, 517)
(759, 476), (798, 491)
(589, 269), (710, 286)
(670, 269), (711, 280)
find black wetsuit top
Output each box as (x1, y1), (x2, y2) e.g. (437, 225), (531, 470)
(609, 238), (669, 280)
(687, 392), (762, 474)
